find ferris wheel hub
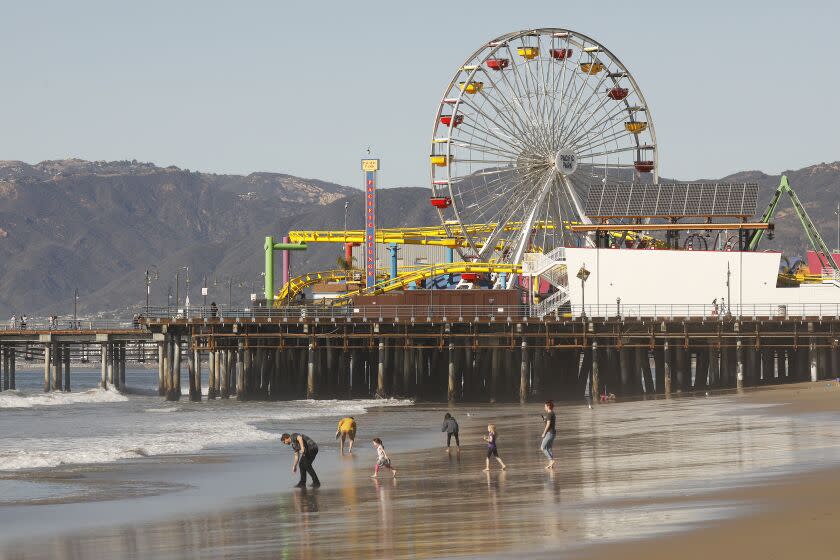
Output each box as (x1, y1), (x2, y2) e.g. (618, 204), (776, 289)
(552, 148), (578, 176)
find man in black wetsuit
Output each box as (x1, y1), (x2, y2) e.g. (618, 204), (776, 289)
(281, 432), (321, 488)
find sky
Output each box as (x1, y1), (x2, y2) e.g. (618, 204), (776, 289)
(2, 0), (839, 189)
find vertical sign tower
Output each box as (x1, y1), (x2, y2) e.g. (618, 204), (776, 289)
(361, 158), (380, 288)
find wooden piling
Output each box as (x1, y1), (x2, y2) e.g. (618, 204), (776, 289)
(447, 342), (456, 403)
(8, 348), (14, 390)
(52, 342), (61, 391)
(589, 340), (599, 400)
(188, 349), (197, 401)
(221, 349), (230, 399)
(490, 345), (501, 403)
(120, 344), (126, 388)
(641, 348), (654, 393)
(307, 341), (317, 399)
(618, 344), (631, 395)
(663, 340), (672, 396)
(236, 342), (245, 400)
(708, 347), (720, 387)
(808, 322), (818, 382)
(100, 343), (108, 389)
(157, 342), (165, 396)
(736, 337), (745, 390)
(376, 341), (385, 398)
(519, 340), (528, 403)
(63, 343), (71, 392)
(43, 343), (51, 392)
(208, 349), (217, 400)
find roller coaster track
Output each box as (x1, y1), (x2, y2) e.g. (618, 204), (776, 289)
(288, 221), (655, 250)
(330, 261), (523, 305)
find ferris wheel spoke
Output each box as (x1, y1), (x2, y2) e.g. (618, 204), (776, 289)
(552, 47), (590, 141)
(574, 125), (637, 156)
(449, 136), (523, 160)
(473, 67), (535, 139)
(454, 121), (521, 155)
(566, 103), (633, 150)
(455, 95), (535, 151)
(558, 59), (612, 147)
(558, 78), (616, 148)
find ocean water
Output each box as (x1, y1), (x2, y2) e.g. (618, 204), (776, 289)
(0, 367), (409, 472)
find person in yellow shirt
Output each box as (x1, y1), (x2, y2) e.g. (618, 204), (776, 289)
(335, 416), (357, 455)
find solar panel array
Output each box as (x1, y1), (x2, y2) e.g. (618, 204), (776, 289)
(584, 183), (759, 219)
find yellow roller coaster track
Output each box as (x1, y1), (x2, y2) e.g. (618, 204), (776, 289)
(330, 261), (523, 305)
(288, 221), (654, 249)
(274, 270), (386, 302)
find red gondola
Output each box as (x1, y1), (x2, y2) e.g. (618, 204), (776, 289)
(430, 196), (452, 209)
(440, 114), (464, 127)
(461, 272), (479, 281)
(607, 87), (629, 100)
(550, 48), (572, 60)
(634, 161), (655, 173)
(486, 58), (510, 70)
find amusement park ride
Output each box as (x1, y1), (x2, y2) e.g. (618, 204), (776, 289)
(267, 28), (840, 314)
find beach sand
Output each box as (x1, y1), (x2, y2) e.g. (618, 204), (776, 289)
(1, 381), (840, 559)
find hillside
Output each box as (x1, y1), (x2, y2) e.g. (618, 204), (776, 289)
(0, 158), (837, 317)
(0, 159), (353, 316)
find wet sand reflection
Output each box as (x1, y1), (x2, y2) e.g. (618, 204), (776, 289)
(3, 389), (840, 559)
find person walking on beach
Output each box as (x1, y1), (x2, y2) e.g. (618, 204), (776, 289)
(281, 432), (321, 488)
(370, 438), (396, 478)
(336, 416), (357, 455)
(441, 412), (460, 453)
(540, 400), (557, 470)
(483, 424), (507, 472)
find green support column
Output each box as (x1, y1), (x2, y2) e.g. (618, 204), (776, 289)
(264, 236), (307, 301)
(264, 236), (274, 301)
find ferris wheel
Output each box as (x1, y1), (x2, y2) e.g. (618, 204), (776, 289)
(430, 28), (658, 265)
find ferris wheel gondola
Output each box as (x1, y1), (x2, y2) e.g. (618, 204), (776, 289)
(430, 28), (658, 271)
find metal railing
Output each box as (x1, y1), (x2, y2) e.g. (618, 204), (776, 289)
(139, 302), (840, 321)
(140, 304), (528, 321)
(0, 318), (139, 332)
(573, 302), (840, 320)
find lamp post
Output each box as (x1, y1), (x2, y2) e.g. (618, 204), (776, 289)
(73, 288), (79, 328)
(203, 275), (208, 308)
(344, 201), (350, 232)
(577, 264), (590, 319)
(145, 266), (159, 314)
(834, 201), (839, 252)
(182, 266), (191, 306)
(175, 271), (180, 308)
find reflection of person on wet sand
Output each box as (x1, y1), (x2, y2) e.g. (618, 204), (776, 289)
(335, 416), (357, 455)
(483, 424), (507, 472)
(370, 438), (397, 478)
(281, 432), (321, 488)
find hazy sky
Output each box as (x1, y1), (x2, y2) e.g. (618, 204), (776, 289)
(2, 0), (839, 188)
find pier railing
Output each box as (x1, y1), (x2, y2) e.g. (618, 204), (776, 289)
(0, 318), (139, 331)
(139, 302), (840, 322)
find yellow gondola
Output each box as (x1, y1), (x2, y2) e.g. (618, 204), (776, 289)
(430, 155), (448, 167)
(579, 62), (604, 75)
(458, 81), (484, 94)
(517, 46), (539, 60)
(624, 121), (648, 134)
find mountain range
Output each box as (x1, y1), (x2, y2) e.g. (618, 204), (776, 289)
(0, 158), (837, 317)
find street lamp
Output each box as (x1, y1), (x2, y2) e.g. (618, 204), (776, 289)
(73, 288), (79, 328)
(577, 264), (590, 319)
(145, 266), (159, 313)
(834, 200), (839, 252)
(344, 201), (351, 232)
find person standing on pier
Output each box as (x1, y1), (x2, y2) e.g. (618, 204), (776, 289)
(281, 432), (321, 488)
(540, 400), (557, 470)
(335, 416), (357, 455)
